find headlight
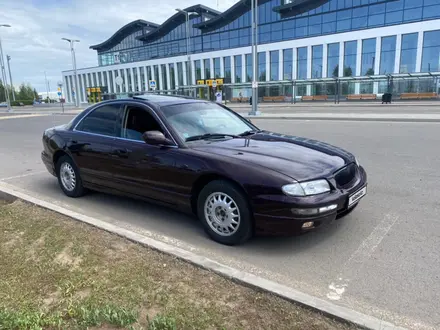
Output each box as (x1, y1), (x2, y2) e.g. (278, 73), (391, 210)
(282, 179), (331, 197)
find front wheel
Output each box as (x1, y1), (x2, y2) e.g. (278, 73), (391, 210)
(56, 155), (86, 198)
(197, 180), (253, 246)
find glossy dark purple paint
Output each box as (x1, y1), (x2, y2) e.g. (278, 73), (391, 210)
(41, 96), (367, 236)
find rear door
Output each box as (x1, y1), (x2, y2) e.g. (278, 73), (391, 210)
(69, 102), (124, 189)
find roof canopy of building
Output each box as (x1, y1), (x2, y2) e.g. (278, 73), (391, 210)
(89, 0), (332, 50)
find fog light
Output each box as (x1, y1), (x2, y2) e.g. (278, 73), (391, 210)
(302, 221), (314, 229)
(318, 204), (337, 213)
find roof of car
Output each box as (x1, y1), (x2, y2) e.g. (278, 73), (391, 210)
(132, 94), (205, 106)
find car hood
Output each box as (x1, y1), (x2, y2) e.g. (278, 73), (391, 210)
(191, 131), (355, 181)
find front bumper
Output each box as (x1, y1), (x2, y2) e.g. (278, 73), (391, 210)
(252, 165), (367, 236)
(41, 151), (56, 176)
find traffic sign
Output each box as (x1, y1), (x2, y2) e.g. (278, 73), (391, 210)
(57, 92), (62, 96)
(149, 80), (156, 90)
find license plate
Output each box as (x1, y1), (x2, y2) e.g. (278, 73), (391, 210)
(348, 186), (367, 207)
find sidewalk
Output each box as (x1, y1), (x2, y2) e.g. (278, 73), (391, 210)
(227, 100), (440, 108)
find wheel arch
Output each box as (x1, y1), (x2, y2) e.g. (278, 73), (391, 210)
(190, 173), (254, 219)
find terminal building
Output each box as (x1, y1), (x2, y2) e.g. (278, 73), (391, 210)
(62, 0), (440, 104)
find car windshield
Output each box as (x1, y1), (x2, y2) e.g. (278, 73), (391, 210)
(160, 102), (258, 141)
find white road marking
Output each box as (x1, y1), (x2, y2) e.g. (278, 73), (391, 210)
(0, 114), (48, 120)
(326, 212), (399, 301)
(0, 170), (47, 182)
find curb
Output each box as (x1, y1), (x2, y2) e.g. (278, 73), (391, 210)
(0, 182), (407, 330)
(242, 115), (440, 122)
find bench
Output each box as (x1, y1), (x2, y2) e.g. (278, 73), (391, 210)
(262, 96), (285, 102)
(302, 95), (328, 101)
(231, 97), (250, 102)
(400, 92), (438, 100)
(346, 94), (377, 100)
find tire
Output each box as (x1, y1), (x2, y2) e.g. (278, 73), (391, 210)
(197, 180), (253, 246)
(55, 155), (86, 198)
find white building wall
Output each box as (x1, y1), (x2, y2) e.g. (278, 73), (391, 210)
(62, 20), (440, 103)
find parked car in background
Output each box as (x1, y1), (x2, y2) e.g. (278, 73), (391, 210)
(41, 95), (367, 245)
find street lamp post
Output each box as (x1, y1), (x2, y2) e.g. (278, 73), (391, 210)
(6, 55), (15, 101)
(62, 37), (80, 107)
(0, 24), (12, 112)
(249, 0), (260, 116)
(176, 9), (198, 95)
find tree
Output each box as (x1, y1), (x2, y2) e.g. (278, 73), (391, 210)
(343, 66), (353, 77)
(0, 80), (39, 103)
(332, 65), (339, 78)
(366, 68), (375, 76)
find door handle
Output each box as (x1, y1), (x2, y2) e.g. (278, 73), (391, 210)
(113, 148), (130, 158)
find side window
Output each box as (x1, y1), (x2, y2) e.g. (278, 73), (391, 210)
(122, 106), (164, 141)
(76, 104), (121, 137)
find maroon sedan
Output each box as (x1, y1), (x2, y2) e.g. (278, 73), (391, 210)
(41, 95), (367, 245)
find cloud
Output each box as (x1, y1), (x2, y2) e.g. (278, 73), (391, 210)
(0, 0), (237, 93)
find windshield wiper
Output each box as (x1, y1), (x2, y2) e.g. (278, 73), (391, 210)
(238, 129), (261, 137)
(185, 133), (239, 142)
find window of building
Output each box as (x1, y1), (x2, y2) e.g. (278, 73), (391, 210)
(422, 30), (440, 72)
(270, 51), (279, 81)
(235, 55), (242, 83)
(224, 56), (231, 79)
(213, 58), (221, 78)
(361, 38), (376, 76)
(161, 64), (168, 90)
(194, 60), (201, 81)
(140, 67), (145, 91)
(147, 66), (152, 84)
(258, 52), (266, 81)
(204, 59), (211, 79)
(246, 54), (252, 82)
(283, 49), (293, 80)
(343, 40), (357, 77)
(169, 63), (176, 89)
(379, 35), (396, 74)
(312, 45), (323, 78)
(177, 62), (184, 86)
(76, 104), (122, 137)
(327, 43), (340, 77)
(153, 65), (159, 89)
(297, 47), (307, 79)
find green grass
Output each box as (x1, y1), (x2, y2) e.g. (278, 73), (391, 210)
(0, 199), (358, 330)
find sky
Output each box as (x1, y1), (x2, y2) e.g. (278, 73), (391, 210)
(0, 0), (237, 93)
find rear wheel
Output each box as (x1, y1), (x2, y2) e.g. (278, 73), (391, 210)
(197, 180), (253, 245)
(55, 155), (86, 198)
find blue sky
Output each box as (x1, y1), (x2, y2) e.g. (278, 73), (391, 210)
(0, 0), (236, 93)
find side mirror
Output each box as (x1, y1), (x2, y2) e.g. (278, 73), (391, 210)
(142, 131), (174, 146)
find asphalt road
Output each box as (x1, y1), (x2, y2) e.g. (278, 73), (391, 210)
(0, 115), (439, 330)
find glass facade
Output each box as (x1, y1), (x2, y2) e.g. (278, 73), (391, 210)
(312, 45), (323, 78)
(95, 0), (440, 66)
(213, 57), (221, 78)
(297, 47), (307, 79)
(169, 63), (175, 89)
(380, 36), (396, 74)
(234, 55), (242, 83)
(224, 56), (231, 79)
(194, 60), (201, 81)
(245, 54), (252, 82)
(282, 49), (293, 80)
(177, 62), (184, 86)
(344, 40), (357, 76)
(361, 38), (376, 76)
(204, 59), (210, 79)
(400, 33), (418, 73)
(422, 29), (440, 72)
(327, 43), (340, 77)
(258, 52), (266, 81)
(270, 51), (279, 81)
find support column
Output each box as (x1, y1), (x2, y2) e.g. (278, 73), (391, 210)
(395, 34), (402, 74)
(231, 55), (236, 83)
(158, 65), (163, 90)
(242, 54), (246, 82)
(278, 49), (283, 80)
(416, 31), (424, 72)
(322, 43), (328, 78)
(174, 62), (179, 89)
(82, 74), (88, 103)
(292, 48), (297, 80)
(306, 46), (312, 95)
(355, 39), (362, 94)
(64, 76), (70, 103)
(209, 58), (214, 79)
(111, 70), (116, 94)
(338, 41), (344, 77)
(136, 67), (141, 92)
(373, 36), (381, 94)
(265, 51), (270, 81)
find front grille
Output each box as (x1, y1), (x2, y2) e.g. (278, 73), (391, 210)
(334, 163), (358, 188)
